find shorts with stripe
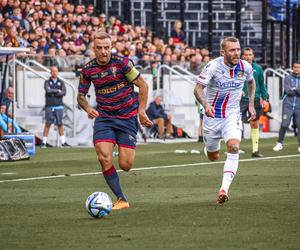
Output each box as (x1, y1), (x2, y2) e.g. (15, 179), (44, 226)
(203, 113), (242, 152)
(93, 116), (138, 149)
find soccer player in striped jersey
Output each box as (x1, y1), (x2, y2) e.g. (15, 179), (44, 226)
(194, 37), (256, 204)
(77, 32), (153, 210)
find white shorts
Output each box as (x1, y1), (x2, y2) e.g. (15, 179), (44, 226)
(203, 113), (242, 152)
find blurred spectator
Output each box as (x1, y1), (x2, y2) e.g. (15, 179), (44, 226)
(0, 104), (22, 133)
(99, 13), (109, 30)
(86, 4), (96, 16)
(0, 87), (22, 134)
(179, 55), (189, 69)
(1, 87), (14, 117)
(0, 30), (6, 46)
(56, 49), (70, 70)
(1, 0), (14, 17)
(44, 46), (58, 66)
(146, 95), (174, 139)
(171, 20), (186, 44)
(0, 0), (215, 77)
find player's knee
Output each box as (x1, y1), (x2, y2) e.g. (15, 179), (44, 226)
(98, 154), (112, 167)
(228, 144), (239, 154)
(250, 120), (258, 128)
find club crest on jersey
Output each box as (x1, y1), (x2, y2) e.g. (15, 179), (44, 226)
(111, 67), (117, 77)
(237, 71), (244, 78)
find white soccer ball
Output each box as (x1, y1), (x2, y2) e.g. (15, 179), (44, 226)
(86, 192), (113, 218)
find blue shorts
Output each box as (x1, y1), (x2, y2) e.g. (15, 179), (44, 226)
(45, 106), (64, 125)
(93, 116), (138, 149)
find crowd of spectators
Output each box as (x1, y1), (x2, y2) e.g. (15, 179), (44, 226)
(0, 0), (211, 74)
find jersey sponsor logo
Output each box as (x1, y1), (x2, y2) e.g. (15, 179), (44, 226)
(97, 82), (126, 95)
(217, 81), (241, 88)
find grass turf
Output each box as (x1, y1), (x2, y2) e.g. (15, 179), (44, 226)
(0, 137), (300, 250)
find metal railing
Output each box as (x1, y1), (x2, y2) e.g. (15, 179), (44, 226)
(157, 64), (197, 93)
(276, 68), (290, 76)
(156, 64), (197, 110)
(171, 65), (198, 80)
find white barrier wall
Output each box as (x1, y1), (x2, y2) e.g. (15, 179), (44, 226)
(266, 76), (282, 131)
(16, 71), (77, 109)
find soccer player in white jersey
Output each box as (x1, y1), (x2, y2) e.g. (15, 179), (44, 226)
(194, 37), (256, 204)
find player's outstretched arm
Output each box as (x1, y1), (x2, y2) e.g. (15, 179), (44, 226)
(133, 75), (153, 128)
(194, 84), (214, 117)
(77, 93), (99, 119)
(247, 78), (256, 121)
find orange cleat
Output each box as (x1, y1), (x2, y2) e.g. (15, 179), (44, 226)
(217, 189), (229, 204)
(112, 198), (130, 210)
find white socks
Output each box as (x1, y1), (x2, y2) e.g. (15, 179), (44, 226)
(221, 153), (239, 194)
(42, 137), (47, 144)
(60, 135), (66, 144)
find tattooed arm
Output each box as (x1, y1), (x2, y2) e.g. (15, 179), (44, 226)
(194, 84), (214, 118)
(77, 93), (99, 119)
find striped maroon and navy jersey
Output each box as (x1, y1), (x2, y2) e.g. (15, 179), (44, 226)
(79, 54), (140, 119)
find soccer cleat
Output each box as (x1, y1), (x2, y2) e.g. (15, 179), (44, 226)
(112, 198), (130, 210)
(61, 142), (71, 148)
(273, 142), (283, 151)
(217, 189), (229, 204)
(40, 142), (47, 148)
(251, 151), (263, 158)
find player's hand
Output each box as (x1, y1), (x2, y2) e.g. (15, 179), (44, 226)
(241, 91), (245, 97)
(86, 107), (99, 119)
(139, 110), (153, 128)
(205, 105), (215, 118)
(248, 105), (256, 121)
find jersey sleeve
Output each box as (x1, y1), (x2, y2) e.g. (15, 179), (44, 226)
(257, 65), (268, 100)
(78, 68), (91, 95)
(122, 58), (140, 83)
(244, 60), (254, 82)
(196, 62), (214, 87)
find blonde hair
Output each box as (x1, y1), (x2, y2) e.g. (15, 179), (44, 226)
(94, 32), (111, 40)
(220, 37), (239, 50)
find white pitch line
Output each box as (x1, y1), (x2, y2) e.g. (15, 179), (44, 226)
(0, 154), (299, 184)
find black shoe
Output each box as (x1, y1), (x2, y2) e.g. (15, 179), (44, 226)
(198, 136), (204, 142)
(61, 142), (71, 148)
(251, 151), (263, 158)
(40, 142), (47, 148)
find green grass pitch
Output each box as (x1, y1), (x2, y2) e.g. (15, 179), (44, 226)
(0, 137), (300, 250)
